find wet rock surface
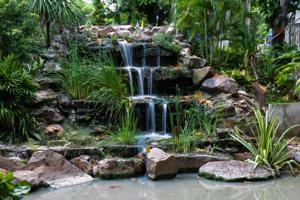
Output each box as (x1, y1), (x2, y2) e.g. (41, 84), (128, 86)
(93, 157), (145, 179)
(146, 148), (179, 180)
(174, 153), (232, 173)
(199, 160), (273, 182)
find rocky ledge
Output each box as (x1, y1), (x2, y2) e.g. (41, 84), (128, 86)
(198, 160), (274, 182)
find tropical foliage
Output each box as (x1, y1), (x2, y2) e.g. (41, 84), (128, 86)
(231, 108), (299, 175)
(0, 0), (41, 61)
(28, 0), (82, 47)
(0, 172), (31, 199)
(0, 56), (39, 143)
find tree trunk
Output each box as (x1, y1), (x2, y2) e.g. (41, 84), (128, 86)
(272, 0), (288, 46)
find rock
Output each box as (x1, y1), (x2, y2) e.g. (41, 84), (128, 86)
(0, 155), (25, 171)
(35, 106), (64, 124)
(146, 148), (179, 180)
(233, 152), (252, 161)
(43, 124), (64, 139)
(93, 158), (145, 179)
(183, 55), (207, 68)
(288, 145), (300, 162)
(153, 67), (192, 81)
(175, 153), (232, 173)
(0, 168), (8, 175)
(13, 170), (47, 188)
(193, 67), (215, 86)
(25, 151), (93, 188)
(202, 75), (239, 94)
(44, 61), (61, 71)
(251, 82), (267, 107)
(35, 89), (58, 104)
(70, 156), (93, 176)
(199, 160), (273, 182)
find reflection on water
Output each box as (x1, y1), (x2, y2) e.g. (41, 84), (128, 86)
(27, 174), (300, 200)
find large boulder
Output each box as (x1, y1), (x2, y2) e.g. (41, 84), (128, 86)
(193, 67), (215, 86)
(146, 148), (179, 180)
(202, 75), (239, 94)
(175, 153), (232, 173)
(199, 160), (273, 182)
(93, 157), (145, 179)
(0, 155), (25, 171)
(24, 151), (93, 188)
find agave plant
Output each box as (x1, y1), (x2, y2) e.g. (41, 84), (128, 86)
(231, 108), (299, 175)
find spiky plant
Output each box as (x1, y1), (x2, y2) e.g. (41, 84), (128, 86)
(231, 108), (299, 175)
(0, 55), (39, 143)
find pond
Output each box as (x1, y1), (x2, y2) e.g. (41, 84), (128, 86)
(27, 174), (300, 200)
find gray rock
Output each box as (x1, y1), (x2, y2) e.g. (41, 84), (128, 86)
(24, 151), (93, 188)
(183, 55), (207, 68)
(193, 67), (215, 86)
(202, 75), (239, 94)
(175, 153), (232, 173)
(153, 67), (192, 81)
(146, 148), (179, 180)
(93, 158), (145, 179)
(199, 160), (273, 182)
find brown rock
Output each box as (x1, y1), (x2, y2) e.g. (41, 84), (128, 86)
(251, 82), (267, 106)
(193, 67), (215, 86)
(0, 155), (25, 171)
(35, 106), (64, 124)
(146, 148), (179, 180)
(13, 170), (47, 188)
(43, 124), (64, 139)
(25, 151), (93, 188)
(0, 168), (8, 175)
(233, 152), (252, 161)
(202, 74), (239, 94)
(35, 89), (58, 104)
(70, 157), (93, 176)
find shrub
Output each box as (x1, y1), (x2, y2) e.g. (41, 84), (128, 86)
(231, 108), (299, 175)
(53, 45), (113, 100)
(0, 0), (41, 62)
(153, 33), (182, 54)
(0, 172), (31, 199)
(0, 55), (39, 143)
(223, 69), (255, 88)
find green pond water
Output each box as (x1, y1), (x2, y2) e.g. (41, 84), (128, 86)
(26, 174), (300, 200)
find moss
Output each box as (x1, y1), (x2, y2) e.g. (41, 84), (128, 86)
(153, 33), (182, 54)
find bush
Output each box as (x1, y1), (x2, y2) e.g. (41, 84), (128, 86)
(223, 69), (255, 88)
(153, 33), (182, 54)
(0, 0), (41, 62)
(231, 108), (299, 175)
(0, 55), (39, 143)
(0, 172), (31, 199)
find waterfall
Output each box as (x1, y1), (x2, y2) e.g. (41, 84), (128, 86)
(162, 103), (167, 134)
(156, 46), (160, 67)
(147, 102), (156, 133)
(118, 41), (133, 66)
(118, 41), (169, 136)
(132, 67), (144, 95)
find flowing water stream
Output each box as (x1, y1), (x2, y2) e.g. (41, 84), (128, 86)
(118, 41), (170, 139)
(27, 174), (300, 200)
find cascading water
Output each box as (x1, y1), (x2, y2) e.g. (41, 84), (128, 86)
(118, 41), (170, 140)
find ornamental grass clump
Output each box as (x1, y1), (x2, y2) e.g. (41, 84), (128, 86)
(231, 108), (300, 175)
